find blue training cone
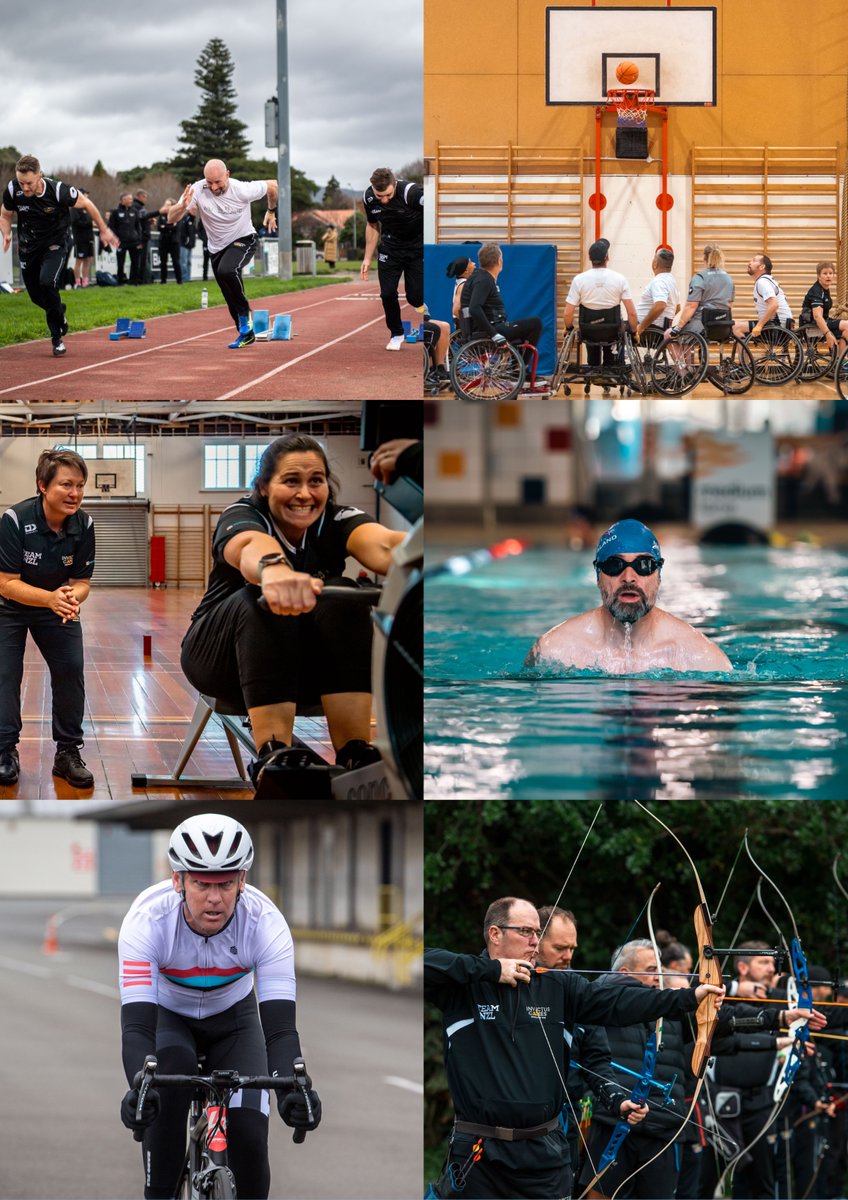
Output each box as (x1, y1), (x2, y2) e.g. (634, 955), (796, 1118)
(271, 313), (292, 340)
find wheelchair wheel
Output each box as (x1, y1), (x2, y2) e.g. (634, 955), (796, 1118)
(744, 326), (804, 386)
(548, 328), (577, 396)
(622, 330), (648, 395)
(799, 331), (836, 382)
(712, 337), (755, 395)
(449, 337), (526, 401)
(836, 346), (848, 400)
(650, 331), (709, 396)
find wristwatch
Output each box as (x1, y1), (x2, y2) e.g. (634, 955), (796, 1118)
(257, 552), (292, 578)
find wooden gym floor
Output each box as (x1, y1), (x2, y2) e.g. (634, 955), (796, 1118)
(0, 588), (336, 802)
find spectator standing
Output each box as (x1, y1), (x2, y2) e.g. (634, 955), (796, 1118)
(108, 193), (143, 285)
(156, 200), (182, 284)
(322, 224), (338, 271)
(70, 189), (95, 288)
(132, 190), (152, 283)
(180, 211), (196, 282)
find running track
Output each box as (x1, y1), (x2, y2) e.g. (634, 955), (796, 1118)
(0, 280), (421, 400)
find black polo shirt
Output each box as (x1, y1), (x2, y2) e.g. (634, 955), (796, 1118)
(191, 496), (376, 623)
(0, 495), (95, 609)
(363, 179), (423, 245)
(802, 280), (832, 322)
(2, 177), (78, 258)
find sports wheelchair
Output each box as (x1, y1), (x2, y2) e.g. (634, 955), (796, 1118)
(741, 319), (804, 386)
(449, 307), (548, 401)
(796, 320), (838, 383)
(836, 341), (848, 400)
(553, 306), (649, 397)
(641, 324), (709, 396)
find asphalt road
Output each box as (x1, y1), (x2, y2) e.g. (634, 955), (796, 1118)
(0, 899), (422, 1199)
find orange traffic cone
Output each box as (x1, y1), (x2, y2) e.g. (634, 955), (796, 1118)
(42, 916), (59, 955)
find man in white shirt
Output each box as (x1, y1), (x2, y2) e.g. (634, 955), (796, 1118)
(564, 240), (637, 370)
(732, 253), (793, 339)
(635, 248), (680, 338)
(168, 159), (278, 348)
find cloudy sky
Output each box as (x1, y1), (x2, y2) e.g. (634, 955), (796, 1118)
(2, 0), (422, 194)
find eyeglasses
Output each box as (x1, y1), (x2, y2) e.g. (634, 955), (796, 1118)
(594, 555), (664, 577)
(497, 925), (542, 940)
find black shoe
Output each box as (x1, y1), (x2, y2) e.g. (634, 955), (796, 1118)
(0, 747), (20, 786)
(335, 739), (382, 772)
(52, 747), (94, 789)
(249, 740), (326, 786)
(52, 338), (67, 356)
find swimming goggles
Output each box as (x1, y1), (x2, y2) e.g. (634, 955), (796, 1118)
(594, 554), (664, 577)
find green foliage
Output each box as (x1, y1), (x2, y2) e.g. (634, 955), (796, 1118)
(291, 167), (319, 212)
(424, 800), (848, 1148)
(341, 209), (366, 247)
(171, 38), (251, 181)
(322, 175), (346, 207)
(92, 160), (108, 177)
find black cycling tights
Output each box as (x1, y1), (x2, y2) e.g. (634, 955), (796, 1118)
(142, 997), (271, 1199)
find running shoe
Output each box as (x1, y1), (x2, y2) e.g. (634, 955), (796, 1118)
(228, 329), (256, 349)
(386, 335), (404, 351)
(52, 338), (67, 357)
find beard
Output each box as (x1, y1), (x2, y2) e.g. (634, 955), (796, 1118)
(606, 585), (653, 624)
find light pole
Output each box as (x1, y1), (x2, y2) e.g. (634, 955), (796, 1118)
(275, 0), (292, 279)
(348, 183), (357, 253)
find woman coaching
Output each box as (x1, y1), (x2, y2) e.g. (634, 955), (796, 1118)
(180, 434), (407, 785)
(0, 449), (96, 789)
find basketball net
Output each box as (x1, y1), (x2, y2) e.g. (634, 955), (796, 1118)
(608, 88), (655, 124)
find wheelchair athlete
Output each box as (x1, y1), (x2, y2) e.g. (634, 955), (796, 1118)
(118, 815), (321, 1200)
(459, 241), (543, 366)
(179, 433), (406, 785)
(732, 253), (794, 339)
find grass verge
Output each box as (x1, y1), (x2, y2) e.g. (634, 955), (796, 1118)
(0, 273), (356, 347)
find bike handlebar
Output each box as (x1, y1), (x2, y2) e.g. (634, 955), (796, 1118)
(133, 1056), (315, 1144)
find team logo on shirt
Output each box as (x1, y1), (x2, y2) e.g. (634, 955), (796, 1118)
(23, 550), (43, 566)
(477, 1003), (499, 1020)
(62, 555), (74, 566)
(24, 524), (36, 533)
(526, 1005), (550, 1021)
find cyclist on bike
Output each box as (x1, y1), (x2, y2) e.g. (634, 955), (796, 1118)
(118, 813), (321, 1199)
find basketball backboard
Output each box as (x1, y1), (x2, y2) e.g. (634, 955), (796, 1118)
(546, 6), (716, 106)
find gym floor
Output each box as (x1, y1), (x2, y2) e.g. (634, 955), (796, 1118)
(0, 588), (337, 801)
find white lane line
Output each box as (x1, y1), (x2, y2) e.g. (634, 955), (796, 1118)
(215, 316), (385, 399)
(383, 1075), (424, 1095)
(0, 953), (52, 977)
(67, 974), (121, 999)
(0, 291), (378, 396)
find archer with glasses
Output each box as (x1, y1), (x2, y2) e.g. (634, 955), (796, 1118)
(525, 519), (732, 673)
(425, 895), (726, 1200)
(118, 814), (321, 1199)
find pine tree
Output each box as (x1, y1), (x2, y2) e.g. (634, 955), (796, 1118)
(171, 39), (251, 181)
(322, 175), (345, 207)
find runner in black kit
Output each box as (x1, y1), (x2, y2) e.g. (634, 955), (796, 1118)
(0, 154), (118, 355)
(360, 167), (424, 350)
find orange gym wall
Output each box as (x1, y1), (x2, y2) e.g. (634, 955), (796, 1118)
(424, 0), (847, 174)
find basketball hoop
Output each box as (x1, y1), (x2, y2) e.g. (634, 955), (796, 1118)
(607, 88), (655, 125)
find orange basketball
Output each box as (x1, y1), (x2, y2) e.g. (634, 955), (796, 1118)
(615, 61), (640, 86)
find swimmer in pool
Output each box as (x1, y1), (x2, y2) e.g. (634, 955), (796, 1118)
(526, 519), (733, 673)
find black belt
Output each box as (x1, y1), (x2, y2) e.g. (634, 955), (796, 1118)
(454, 1116), (560, 1142)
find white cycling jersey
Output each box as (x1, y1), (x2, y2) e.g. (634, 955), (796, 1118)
(118, 880), (296, 1019)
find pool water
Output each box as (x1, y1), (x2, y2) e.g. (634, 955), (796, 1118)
(424, 543), (848, 799)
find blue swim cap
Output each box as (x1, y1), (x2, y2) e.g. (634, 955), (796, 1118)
(594, 520), (662, 574)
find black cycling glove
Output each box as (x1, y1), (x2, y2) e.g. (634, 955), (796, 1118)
(121, 1086), (161, 1130)
(278, 1087), (322, 1130)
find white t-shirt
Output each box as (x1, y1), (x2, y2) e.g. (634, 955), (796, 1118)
(636, 272), (680, 323)
(752, 274), (793, 324)
(567, 268), (632, 311)
(189, 178), (268, 253)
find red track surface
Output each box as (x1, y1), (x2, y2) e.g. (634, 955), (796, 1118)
(0, 279), (421, 400)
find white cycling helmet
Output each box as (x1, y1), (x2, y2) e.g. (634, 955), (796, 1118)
(168, 813), (254, 874)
